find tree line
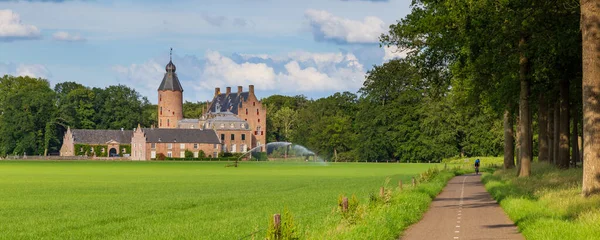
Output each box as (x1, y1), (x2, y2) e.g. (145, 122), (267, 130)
(0, 76), (207, 157)
(372, 0), (599, 197)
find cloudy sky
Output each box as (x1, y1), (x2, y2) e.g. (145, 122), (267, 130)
(0, 0), (410, 103)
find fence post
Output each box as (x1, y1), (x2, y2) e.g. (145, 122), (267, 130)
(273, 213), (281, 232)
(380, 186), (385, 197)
(342, 197), (348, 212)
(399, 180), (403, 190)
(412, 177), (416, 187)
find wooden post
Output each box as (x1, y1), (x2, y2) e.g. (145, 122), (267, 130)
(412, 177), (416, 187)
(342, 197), (348, 212)
(273, 213), (281, 230)
(380, 186), (385, 197)
(399, 180), (403, 190)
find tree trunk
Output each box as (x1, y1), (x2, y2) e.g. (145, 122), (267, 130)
(518, 35), (532, 177)
(581, 0), (600, 197)
(559, 78), (571, 169)
(516, 115), (521, 175)
(548, 102), (555, 163)
(553, 101), (560, 165)
(538, 94), (549, 162)
(504, 109), (515, 169)
(572, 108), (580, 168)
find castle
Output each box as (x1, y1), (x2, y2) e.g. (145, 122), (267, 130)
(59, 50), (267, 160)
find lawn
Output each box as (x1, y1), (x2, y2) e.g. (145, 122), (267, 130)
(0, 161), (440, 239)
(483, 162), (600, 240)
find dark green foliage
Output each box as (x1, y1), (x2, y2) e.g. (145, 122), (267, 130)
(121, 144), (131, 155)
(185, 150), (194, 158)
(155, 153), (166, 161)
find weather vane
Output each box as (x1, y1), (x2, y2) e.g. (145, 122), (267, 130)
(170, 47), (173, 61)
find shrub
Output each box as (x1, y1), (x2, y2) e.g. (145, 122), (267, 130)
(185, 150), (194, 158)
(156, 153), (166, 161)
(197, 150), (206, 159)
(265, 208), (298, 240)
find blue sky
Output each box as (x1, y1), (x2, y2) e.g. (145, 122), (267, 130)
(0, 0), (411, 103)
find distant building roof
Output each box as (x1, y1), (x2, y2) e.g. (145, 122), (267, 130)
(142, 128), (220, 144)
(204, 112), (250, 130)
(158, 60), (183, 92)
(208, 92), (250, 115)
(72, 129), (133, 144)
(178, 118), (199, 123)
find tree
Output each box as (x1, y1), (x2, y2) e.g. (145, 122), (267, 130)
(272, 107), (297, 142)
(0, 76), (56, 156)
(581, 0), (600, 197)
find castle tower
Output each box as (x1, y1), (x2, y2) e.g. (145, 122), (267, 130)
(157, 48), (183, 128)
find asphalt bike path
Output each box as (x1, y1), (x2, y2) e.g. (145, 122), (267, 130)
(400, 174), (524, 240)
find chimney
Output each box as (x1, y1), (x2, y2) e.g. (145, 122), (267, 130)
(226, 87), (231, 95)
(249, 85), (254, 94)
(215, 87), (220, 96)
(238, 86), (243, 94)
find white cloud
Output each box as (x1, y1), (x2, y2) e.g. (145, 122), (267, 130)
(0, 62), (51, 79)
(0, 9), (41, 41)
(383, 45), (408, 61)
(52, 31), (86, 42)
(305, 9), (385, 44)
(112, 50), (366, 102)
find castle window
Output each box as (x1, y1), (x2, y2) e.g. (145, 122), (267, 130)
(220, 123), (225, 129)
(194, 144), (198, 149)
(253, 102), (255, 106)
(221, 134), (225, 141)
(167, 119), (170, 126)
(167, 151), (172, 158)
(151, 143), (156, 149)
(241, 124), (245, 128)
(160, 119), (162, 127)
(230, 123), (235, 128)
(180, 143), (185, 149)
(159, 94), (161, 102)
(241, 134), (246, 141)
(245, 108), (248, 115)
(168, 143), (173, 149)
(256, 109), (259, 115)
(258, 119), (260, 123)
(231, 134), (235, 140)
(160, 107), (162, 115)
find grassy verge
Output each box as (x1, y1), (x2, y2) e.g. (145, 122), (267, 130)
(299, 166), (470, 239)
(482, 162), (600, 240)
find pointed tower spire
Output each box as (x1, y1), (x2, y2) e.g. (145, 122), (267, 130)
(170, 47), (173, 62)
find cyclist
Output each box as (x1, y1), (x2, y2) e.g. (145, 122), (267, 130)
(474, 158), (481, 175)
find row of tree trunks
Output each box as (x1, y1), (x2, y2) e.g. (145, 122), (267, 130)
(548, 102), (555, 163)
(504, 108), (515, 169)
(559, 78), (571, 169)
(553, 101), (560, 164)
(518, 35), (532, 177)
(538, 94), (549, 162)
(581, 0), (600, 197)
(572, 108), (580, 168)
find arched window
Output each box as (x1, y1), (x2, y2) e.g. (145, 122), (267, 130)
(256, 109), (259, 115)
(167, 119), (170, 126)
(160, 107), (162, 115)
(160, 119), (162, 127)
(245, 108), (248, 115)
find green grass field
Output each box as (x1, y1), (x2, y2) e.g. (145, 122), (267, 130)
(483, 162), (600, 240)
(0, 161), (440, 239)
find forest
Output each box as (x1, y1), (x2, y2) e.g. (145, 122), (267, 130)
(1, 0), (599, 195)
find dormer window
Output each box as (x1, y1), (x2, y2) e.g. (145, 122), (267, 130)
(241, 124), (245, 128)
(230, 123), (234, 128)
(220, 123), (225, 129)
